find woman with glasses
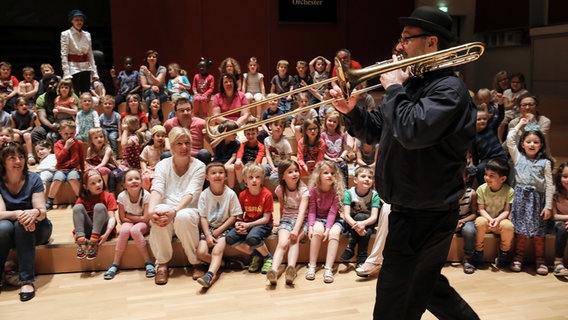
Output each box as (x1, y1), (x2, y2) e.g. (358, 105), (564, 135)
(508, 93), (552, 156)
(0, 142), (52, 301)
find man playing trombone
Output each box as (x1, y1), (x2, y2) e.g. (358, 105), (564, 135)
(331, 6), (479, 320)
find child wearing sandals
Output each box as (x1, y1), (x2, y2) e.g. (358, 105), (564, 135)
(506, 118), (553, 275)
(267, 160), (309, 286)
(552, 161), (568, 276)
(306, 160), (345, 283)
(73, 170), (117, 260)
(225, 162), (274, 274)
(196, 162), (242, 288)
(104, 169), (154, 279)
(458, 169), (479, 274)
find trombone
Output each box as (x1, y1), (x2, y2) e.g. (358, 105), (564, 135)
(205, 42), (485, 139)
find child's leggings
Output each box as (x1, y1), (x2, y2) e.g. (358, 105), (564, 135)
(73, 203), (109, 238)
(115, 222), (149, 253)
(514, 234), (545, 261)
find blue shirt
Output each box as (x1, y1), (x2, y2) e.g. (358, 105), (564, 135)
(0, 172), (44, 211)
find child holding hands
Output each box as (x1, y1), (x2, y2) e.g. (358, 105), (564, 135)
(506, 117), (553, 274)
(267, 160), (309, 286)
(104, 169), (153, 279)
(196, 162), (243, 288)
(306, 160), (346, 283)
(225, 163), (274, 274)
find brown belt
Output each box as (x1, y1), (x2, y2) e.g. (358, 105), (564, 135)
(68, 54), (89, 62)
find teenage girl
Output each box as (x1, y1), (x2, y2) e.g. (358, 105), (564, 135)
(103, 169), (154, 280)
(192, 57), (215, 119)
(552, 162), (568, 276)
(85, 127), (123, 193)
(140, 125), (169, 190)
(266, 160), (309, 286)
(321, 109), (349, 186)
(506, 117), (553, 275)
(297, 118), (325, 177)
(72, 170), (117, 260)
(305, 160), (346, 283)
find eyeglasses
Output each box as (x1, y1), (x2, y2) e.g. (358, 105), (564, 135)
(399, 34), (432, 46)
(520, 102), (536, 107)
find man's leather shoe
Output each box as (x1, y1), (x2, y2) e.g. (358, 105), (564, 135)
(155, 267), (168, 285)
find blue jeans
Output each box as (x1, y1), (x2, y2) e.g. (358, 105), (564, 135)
(104, 129), (119, 154)
(263, 164), (279, 186)
(457, 221), (476, 257)
(226, 223), (273, 249)
(0, 219), (52, 284)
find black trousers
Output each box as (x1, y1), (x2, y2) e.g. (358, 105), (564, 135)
(72, 70), (92, 94)
(373, 206), (479, 320)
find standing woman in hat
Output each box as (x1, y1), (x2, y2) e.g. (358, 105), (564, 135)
(331, 6), (479, 320)
(61, 9), (98, 94)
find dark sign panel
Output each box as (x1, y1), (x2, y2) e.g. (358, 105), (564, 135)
(279, 0), (337, 23)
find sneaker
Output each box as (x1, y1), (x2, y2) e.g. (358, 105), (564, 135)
(76, 244), (87, 259)
(248, 255), (261, 273)
(472, 250), (484, 268)
(86, 242), (99, 260)
(510, 260), (522, 272)
(285, 265), (297, 285)
(339, 247), (354, 261)
(261, 257), (273, 274)
(266, 270), (277, 285)
(305, 265), (316, 281)
(197, 273), (213, 288)
(145, 263), (156, 278)
(494, 250), (509, 269)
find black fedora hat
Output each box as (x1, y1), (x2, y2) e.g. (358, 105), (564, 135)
(399, 6), (455, 41)
(68, 9), (87, 23)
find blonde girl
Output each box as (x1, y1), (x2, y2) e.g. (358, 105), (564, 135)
(506, 118), (553, 274)
(104, 169), (154, 280)
(53, 79), (78, 122)
(75, 92), (100, 141)
(73, 169), (117, 260)
(167, 63), (192, 100)
(147, 98), (163, 130)
(267, 159), (309, 286)
(297, 118), (325, 177)
(306, 160), (346, 283)
(120, 115), (143, 171)
(321, 109), (349, 186)
(140, 125), (169, 190)
(85, 127), (123, 193)
(241, 57), (266, 116)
